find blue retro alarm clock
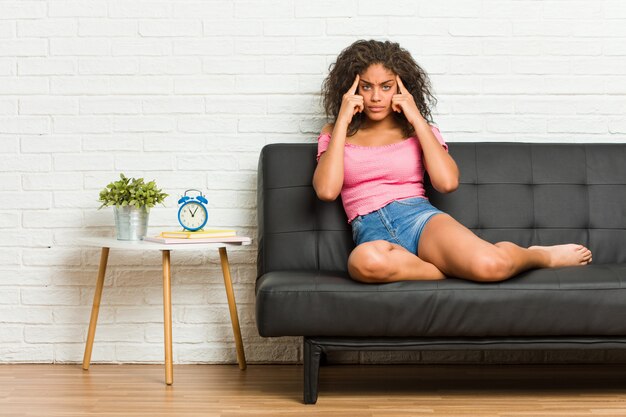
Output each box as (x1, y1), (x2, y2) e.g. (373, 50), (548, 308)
(177, 189), (208, 231)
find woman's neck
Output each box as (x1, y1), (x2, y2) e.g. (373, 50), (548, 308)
(361, 115), (403, 133)
(346, 115), (409, 146)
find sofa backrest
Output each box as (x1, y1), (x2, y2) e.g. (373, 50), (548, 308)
(257, 142), (626, 277)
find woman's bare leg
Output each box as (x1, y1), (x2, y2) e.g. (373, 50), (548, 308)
(348, 240), (446, 283)
(418, 214), (592, 282)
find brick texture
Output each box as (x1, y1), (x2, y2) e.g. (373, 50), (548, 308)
(1, 0), (626, 365)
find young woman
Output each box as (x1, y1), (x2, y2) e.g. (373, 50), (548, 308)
(313, 39), (592, 284)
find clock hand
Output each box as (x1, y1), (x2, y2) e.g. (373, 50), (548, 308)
(191, 207), (198, 216)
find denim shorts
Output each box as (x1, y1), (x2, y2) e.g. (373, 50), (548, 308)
(350, 197), (445, 255)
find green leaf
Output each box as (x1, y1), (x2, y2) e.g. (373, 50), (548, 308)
(97, 173), (169, 210)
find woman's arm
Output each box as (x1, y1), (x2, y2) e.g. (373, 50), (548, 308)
(413, 118), (459, 193)
(392, 75), (459, 194)
(313, 75), (364, 201)
(313, 122), (347, 201)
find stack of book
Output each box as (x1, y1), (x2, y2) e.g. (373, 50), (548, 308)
(143, 229), (248, 244)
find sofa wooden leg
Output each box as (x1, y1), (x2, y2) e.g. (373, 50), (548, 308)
(303, 338), (323, 404)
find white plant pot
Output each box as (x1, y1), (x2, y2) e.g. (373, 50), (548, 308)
(114, 206), (150, 240)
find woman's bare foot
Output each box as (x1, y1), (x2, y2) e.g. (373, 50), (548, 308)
(529, 244), (592, 267)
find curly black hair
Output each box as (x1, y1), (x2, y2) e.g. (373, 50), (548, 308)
(321, 39), (437, 137)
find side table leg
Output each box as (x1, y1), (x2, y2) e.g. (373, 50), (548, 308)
(162, 250), (174, 385)
(83, 247), (110, 370)
(219, 247), (247, 370)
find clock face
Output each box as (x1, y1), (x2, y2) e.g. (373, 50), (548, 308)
(179, 201), (207, 230)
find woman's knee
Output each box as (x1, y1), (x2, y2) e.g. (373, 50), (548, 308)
(470, 249), (514, 282)
(348, 241), (393, 283)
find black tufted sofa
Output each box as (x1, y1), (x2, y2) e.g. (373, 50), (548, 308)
(256, 142), (626, 404)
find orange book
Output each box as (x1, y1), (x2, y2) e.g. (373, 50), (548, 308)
(143, 235), (250, 245)
(159, 229), (237, 239)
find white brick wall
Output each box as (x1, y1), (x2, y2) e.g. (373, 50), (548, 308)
(1, 0), (626, 365)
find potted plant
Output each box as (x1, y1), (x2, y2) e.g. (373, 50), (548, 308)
(98, 174), (168, 240)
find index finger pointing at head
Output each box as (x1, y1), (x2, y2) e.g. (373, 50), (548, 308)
(396, 75), (406, 94)
(350, 74), (360, 94)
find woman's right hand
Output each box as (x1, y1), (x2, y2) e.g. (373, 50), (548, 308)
(336, 74), (364, 127)
(314, 76), (360, 201)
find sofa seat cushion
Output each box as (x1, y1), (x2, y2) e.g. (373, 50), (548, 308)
(255, 265), (626, 337)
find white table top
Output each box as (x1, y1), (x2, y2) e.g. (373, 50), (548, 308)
(78, 236), (251, 251)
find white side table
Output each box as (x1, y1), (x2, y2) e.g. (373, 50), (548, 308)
(78, 236), (251, 385)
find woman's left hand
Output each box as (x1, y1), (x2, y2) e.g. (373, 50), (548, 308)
(392, 75), (422, 126)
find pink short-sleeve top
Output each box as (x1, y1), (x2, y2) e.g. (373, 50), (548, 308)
(316, 125), (448, 223)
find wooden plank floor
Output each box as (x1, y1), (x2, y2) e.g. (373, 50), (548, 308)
(2, 364), (626, 416)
